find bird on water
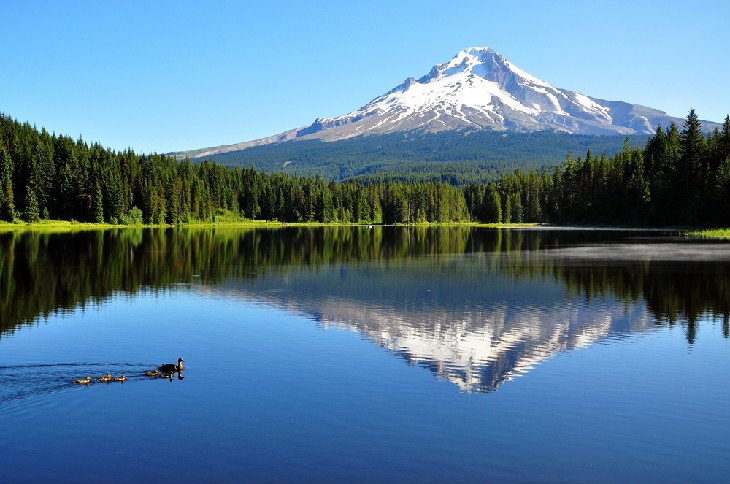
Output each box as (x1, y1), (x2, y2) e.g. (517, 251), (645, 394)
(158, 358), (184, 373)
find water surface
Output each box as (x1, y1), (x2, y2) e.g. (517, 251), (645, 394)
(0, 227), (728, 482)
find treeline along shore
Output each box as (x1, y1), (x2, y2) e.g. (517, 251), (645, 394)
(0, 110), (728, 227)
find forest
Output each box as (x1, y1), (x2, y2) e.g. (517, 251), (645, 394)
(465, 110), (730, 226)
(0, 110), (728, 226)
(181, 129), (647, 184)
(0, 113), (468, 224)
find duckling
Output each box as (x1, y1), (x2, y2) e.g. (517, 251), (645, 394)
(113, 375), (126, 382)
(97, 373), (112, 382)
(73, 376), (91, 385)
(158, 357), (184, 373)
(145, 370), (159, 377)
(157, 372), (173, 380)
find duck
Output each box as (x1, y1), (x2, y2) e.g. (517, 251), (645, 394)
(73, 376), (91, 385)
(158, 372), (173, 380)
(158, 357), (184, 373)
(145, 370), (159, 377)
(113, 375), (126, 382)
(97, 373), (112, 382)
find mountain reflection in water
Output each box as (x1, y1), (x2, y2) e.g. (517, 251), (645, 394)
(216, 254), (655, 393)
(1, 227), (728, 393)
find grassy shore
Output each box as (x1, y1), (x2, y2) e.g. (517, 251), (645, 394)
(0, 220), (129, 232)
(0, 219), (289, 232)
(4, 220), (728, 237)
(685, 228), (730, 239)
(0, 219), (543, 233)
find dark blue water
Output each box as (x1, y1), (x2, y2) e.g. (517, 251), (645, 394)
(0, 227), (728, 482)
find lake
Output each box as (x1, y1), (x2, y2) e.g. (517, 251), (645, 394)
(0, 227), (728, 482)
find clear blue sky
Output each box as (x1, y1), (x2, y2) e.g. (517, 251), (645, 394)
(2, 0), (728, 153)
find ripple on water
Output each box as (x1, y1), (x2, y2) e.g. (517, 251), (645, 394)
(0, 362), (162, 407)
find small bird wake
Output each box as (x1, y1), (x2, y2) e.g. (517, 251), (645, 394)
(0, 362), (165, 405)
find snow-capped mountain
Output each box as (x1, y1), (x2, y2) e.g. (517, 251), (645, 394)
(184, 47), (702, 158)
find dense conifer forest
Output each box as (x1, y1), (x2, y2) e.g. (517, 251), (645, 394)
(184, 130), (648, 184)
(0, 113), (469, 224)
(465, 110), (730, 226)
(0, 110), (728, 226)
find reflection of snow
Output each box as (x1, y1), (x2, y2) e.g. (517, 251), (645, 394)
(213, 274), (654, 393)
(313, 300), (651, 393)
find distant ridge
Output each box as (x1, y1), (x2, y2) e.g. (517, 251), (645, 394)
(175, 47), (718, 160)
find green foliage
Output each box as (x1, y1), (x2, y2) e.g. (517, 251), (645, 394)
(120, 206), (144, 225)
(23, 185), (39, 222)
(0, 114), (470, 225)
(472, 110), (730, 227)
(487, 187), (502, 223)
(195, 130), (648, 185)
(0, 144), (15, 221)
(0, 110), (727, 228)
(503, 195), (512, 224)
(93, 181), (104, 223)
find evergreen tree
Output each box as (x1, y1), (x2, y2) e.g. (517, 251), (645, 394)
(678, 109), (706, 223)
(0, 145), (15, 221)
(23, 185), (39, 222)
(503, 195), (512, 223)
(510, 193), (523, 223)
(93, 181), (104, 223)
(721, 115), (730, 160)
(463, 184), (484, 222)
(713, 155), (730, 225)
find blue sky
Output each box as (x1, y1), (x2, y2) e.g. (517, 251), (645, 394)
(2, 0), (728, 153)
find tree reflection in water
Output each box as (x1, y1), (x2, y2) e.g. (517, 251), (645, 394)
(1, 227), (728, 351)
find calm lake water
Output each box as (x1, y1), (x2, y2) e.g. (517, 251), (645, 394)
(0, 227), (728, 482)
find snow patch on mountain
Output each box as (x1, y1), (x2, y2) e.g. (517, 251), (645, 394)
(300, 47), (651, 139)
(177, 47), (718, 159)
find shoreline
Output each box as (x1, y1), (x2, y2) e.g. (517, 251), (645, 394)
(1, 220), (728, 238)
(0, 220), (541, 232)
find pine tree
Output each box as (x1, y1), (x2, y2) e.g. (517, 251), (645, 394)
(503, 194), (512, 223)
(680, 110), (705, 173)
(93, 181), (104, 223)
(0, 146), (15, 221)
(679, 109), (707, 223)
(721, 115), (730, 160)
(23, 185), (39, 222)
(33, 133), (55, 214)
(644, 125), (666, 180)
(715, 156), (730, 225)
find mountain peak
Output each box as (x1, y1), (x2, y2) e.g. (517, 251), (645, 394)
(456, 46), (500, 60)
(460, 46), (501, 59)
(419, 46), (549, 90)
(180, 47), (712, 158)
(313, 46), (626, 137)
